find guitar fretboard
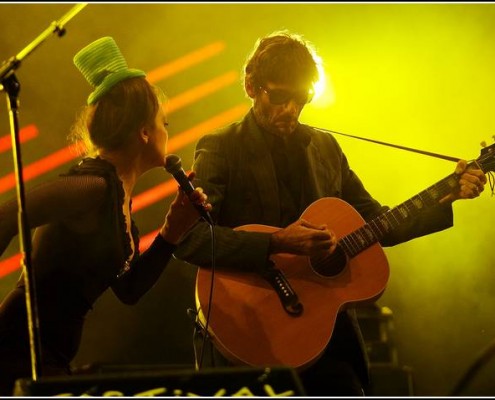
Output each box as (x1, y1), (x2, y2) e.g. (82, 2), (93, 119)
(339, 173), (459, 258)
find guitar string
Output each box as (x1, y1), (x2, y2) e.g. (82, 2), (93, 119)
(312, 172), (465, 271)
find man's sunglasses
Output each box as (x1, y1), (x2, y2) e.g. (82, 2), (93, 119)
(259, 86), (314, 105)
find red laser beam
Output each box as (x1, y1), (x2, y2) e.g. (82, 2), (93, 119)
(0, 124), (39, 153)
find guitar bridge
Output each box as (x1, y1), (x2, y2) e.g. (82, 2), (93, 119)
(262, 262), (303, 317)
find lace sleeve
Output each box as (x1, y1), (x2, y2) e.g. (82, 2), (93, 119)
(0, 174), (108, 256)
(111, 234), (177, 305)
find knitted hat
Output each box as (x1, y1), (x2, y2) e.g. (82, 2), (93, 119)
(73, 36), (146, 105)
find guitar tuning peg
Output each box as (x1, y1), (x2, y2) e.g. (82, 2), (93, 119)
(481, 140), (487, 148)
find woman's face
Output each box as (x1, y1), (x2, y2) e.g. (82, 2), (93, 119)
(146, 102), (169, 167)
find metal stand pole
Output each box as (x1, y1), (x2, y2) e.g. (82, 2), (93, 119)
(0, 3), (88, 381)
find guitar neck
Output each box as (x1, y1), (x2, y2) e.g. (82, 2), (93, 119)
(339, 138), (495, 259)
(340, 169), (462, 258)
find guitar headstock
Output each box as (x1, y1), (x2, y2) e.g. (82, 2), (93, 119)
(478, 138), (495, 173)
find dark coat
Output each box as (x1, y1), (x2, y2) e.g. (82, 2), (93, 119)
(174, 109), (454, 385)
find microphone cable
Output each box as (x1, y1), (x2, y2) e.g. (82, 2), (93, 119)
(192, 222), (215, 371)
(450, 337), (495, 395)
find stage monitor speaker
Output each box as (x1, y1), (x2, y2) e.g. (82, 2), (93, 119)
(13, 366), (306, 397)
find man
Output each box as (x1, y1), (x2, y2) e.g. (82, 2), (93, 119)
(174, 30), (487, 395)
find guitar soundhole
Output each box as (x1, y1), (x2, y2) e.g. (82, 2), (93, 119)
(310, 244), (347, 278)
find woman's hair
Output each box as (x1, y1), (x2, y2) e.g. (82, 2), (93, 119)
(69, 77), (165, 156)
(243, 30), (320, 91)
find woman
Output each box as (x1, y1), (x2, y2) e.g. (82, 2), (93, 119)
(0, 37), (211, 395)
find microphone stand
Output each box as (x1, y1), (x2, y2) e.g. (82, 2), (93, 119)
(0, 3), (88, 382)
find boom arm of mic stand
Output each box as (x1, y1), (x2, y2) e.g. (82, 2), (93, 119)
(0, 4), (88, 82)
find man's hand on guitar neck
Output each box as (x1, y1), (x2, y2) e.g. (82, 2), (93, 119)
(440, 159), (487, 204)
(268, 218), (338, 257)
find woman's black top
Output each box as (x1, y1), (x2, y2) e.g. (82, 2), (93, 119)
(0, 157), (175, 384)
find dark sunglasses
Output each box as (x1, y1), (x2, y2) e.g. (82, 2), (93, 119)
(259, 86), (314, 105)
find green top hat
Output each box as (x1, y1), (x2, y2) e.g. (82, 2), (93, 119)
(73, 36), (146, 105)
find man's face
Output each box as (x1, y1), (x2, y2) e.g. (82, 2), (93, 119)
(252, 81), (313, 137)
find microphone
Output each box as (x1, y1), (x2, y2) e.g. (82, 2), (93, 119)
(164, 154), (214, 225)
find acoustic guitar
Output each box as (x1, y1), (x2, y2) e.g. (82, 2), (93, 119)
(195, 143), (494, 371)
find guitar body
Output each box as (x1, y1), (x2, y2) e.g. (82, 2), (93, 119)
(195, 197), (390, 370)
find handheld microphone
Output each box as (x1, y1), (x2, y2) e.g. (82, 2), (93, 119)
(164, 154), (214, 225)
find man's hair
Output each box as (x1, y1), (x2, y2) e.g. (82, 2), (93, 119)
(243, 30), (320, 90)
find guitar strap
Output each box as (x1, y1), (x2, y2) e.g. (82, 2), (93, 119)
(261, 261), (303, 317)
